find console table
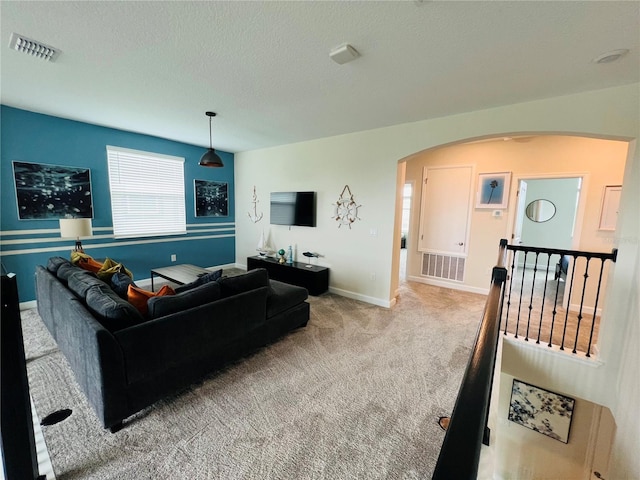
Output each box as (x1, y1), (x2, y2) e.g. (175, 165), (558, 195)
(247, 256), (329, 295)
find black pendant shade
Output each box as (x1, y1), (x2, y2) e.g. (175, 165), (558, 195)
(199, 148), (223, 167)
(199, 111), (223, 168)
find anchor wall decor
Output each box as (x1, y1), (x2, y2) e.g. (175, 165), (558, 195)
(247, 186), (263, 223)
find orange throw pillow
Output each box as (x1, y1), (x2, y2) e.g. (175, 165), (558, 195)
(127, 285), (175, 316)
(70, 251), (103, 273)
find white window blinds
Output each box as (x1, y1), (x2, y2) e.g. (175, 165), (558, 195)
(106, 146), (186, 238)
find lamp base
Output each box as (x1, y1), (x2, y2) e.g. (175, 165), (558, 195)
(74, 239), (84, 253)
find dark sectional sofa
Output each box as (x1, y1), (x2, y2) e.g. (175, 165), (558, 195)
(35, 258), (310, 432)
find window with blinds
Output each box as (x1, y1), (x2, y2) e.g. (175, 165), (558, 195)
(106, 146), (186, 238)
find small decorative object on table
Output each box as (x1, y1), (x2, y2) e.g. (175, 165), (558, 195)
(256, 230), (274, 256)
(287, 245), (293, 265)
(302, 251), (319, 267)
(278, 249), (286, 264)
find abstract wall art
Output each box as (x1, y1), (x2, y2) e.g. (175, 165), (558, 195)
(508, 379), (575, 443)
(194, 180), (228, 217)
(12, 161), (93, 220)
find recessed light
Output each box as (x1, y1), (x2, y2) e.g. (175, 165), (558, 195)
(592, 49), (629, 64)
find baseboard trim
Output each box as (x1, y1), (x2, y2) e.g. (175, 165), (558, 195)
(407, 275), (489, 295)
(19, 300), (37, 311)
(328, 286), (394, 308)
(569, 303), (602, 317)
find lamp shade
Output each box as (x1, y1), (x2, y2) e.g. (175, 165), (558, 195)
(59, 218), (92, 238)
(199, 148), (224, 168)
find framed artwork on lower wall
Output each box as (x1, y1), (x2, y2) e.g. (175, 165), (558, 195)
(194, 180), (228, 217)
(508, 379), (575, 443)
(12, 161), (93, 220)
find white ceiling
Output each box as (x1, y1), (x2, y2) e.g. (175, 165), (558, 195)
(1, 1), (638, 153)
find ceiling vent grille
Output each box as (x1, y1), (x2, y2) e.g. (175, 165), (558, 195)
(9, 33), (60, 62)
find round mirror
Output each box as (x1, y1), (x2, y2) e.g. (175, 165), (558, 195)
(525, 199), (556, 223)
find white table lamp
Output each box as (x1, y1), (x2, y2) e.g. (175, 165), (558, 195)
(59, 218), (92, 252)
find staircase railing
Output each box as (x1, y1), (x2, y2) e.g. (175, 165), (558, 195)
(432, 240), (618, 479)
(503, 244), (617, 357)
(432, 239), (508, 480)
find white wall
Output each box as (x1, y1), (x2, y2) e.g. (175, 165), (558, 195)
(235, 83), (640, 478)
(494, 372), (612, 480)
(404, 136), (627, 295)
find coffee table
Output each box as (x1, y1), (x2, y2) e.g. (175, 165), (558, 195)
(150, 264), (211, 291)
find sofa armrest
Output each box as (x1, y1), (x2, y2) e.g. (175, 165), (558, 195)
(115, 286), (269, 385)
(36, 266), (128, 429)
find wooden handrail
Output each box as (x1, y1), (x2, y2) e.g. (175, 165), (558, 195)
(432, 239), (507, 480)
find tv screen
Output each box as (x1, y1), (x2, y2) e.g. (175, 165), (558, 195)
(270, 191), (316, 227)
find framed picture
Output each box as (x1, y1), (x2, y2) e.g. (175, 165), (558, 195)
(476, 172), (511, 209)
(12, 161), (93, 220)
(508, 379), (575, 443)
(598, 185), (621, 231)
(194, 180), (228, 217)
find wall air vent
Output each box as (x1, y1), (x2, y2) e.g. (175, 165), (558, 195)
(9, 33), (60, 62)
(422, 253), (466, 282)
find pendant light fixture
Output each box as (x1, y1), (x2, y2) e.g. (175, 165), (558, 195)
(199, 111), (224, 167)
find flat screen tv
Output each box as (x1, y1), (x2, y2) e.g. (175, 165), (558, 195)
(270, 191), (316, 227)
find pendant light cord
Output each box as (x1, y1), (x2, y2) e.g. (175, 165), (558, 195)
(209, 115), (213, 149)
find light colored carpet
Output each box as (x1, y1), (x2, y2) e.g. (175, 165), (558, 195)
(23, 280), (486, 479)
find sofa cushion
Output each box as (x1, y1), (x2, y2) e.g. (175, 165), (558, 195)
(127, 285), (175, 316)
(97, 258), (133, 282)
(68, 270), (107, 299)
(85, 283), (145, 331)
(56, 263), (81, 284)
(267, 280), (309, 318)
(111, 272), (137, 299)
(148, 281), (222, 319)
(218, 268), (269, 298)
(174, 269), (223, 294)
(47, 256), (71, 274)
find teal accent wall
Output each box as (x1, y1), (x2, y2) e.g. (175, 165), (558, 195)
(1, 106), (235, 302)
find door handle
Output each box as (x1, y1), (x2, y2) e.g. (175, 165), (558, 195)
(458, 242), (464, 246)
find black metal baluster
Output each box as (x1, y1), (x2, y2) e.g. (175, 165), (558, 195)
(560, 255), (577, 351)
(525, 252), (540, 341)
(537, 254), (552, 344)
(586, 258), (607, 358)
(503, 244), (617, 354)
(572, 256), (591, 354)
(515, 252), (528, 338)
(549, 258), (562, 348)
(503, 251), (516, 335)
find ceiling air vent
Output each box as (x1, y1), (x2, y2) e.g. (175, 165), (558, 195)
(9, 33), (60, 62)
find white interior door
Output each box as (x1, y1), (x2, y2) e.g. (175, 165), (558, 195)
(418, 166), (472, 255)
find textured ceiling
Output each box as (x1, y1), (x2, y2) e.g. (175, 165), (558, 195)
(1, 1), (638, 153)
